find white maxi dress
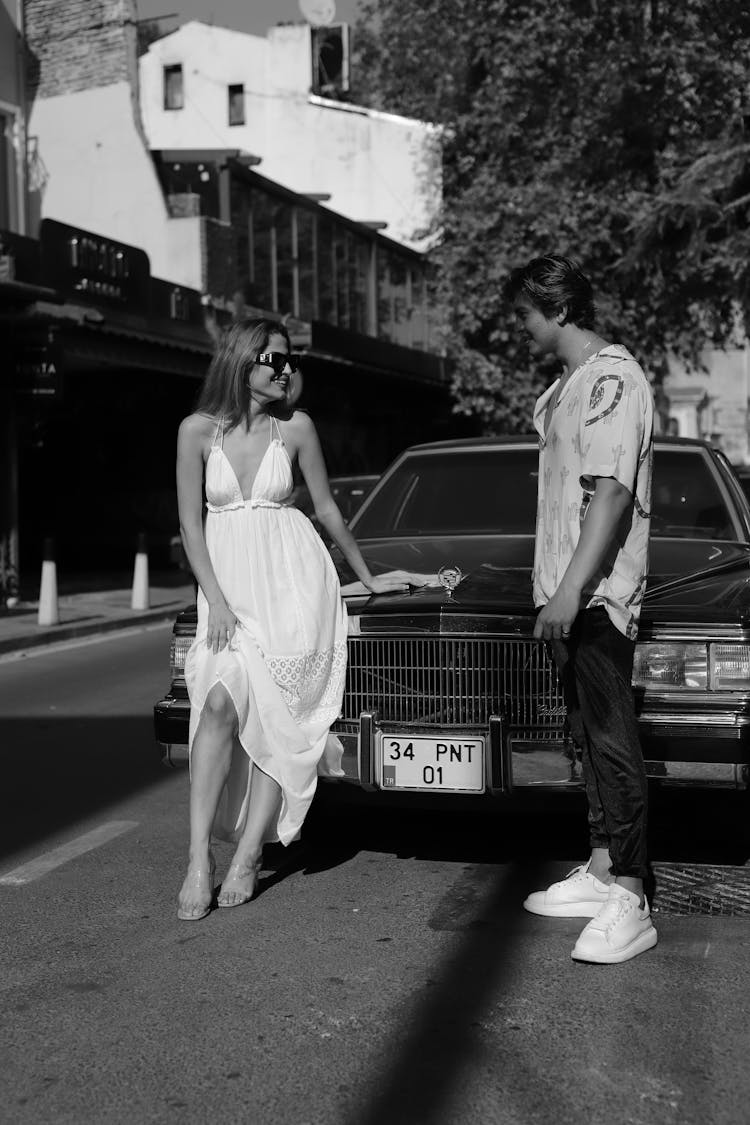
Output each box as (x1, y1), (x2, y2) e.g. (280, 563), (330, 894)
(184, 414), (347, 846)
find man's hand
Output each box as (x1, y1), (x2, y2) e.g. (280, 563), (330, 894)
(533, 585), (581, 641)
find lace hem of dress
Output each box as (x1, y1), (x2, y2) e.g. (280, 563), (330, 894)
(264, 642), (347, 717)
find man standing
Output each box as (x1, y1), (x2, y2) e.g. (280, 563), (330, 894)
(503, 255), (656, 963)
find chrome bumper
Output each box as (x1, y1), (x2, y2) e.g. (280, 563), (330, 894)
(331, 714), (750, 791)
(153, 697), (750, 789)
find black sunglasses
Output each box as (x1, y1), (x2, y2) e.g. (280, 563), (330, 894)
(257, 352), (301, 376)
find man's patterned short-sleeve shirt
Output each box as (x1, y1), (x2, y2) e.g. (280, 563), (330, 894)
(532, 344), (654, 640)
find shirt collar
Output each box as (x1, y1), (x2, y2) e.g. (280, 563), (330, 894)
(533, 379), (558, 440)
(532, 345), (631, 441)
(555, 344), (629, 407)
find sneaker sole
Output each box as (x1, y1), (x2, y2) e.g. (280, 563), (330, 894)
(571, 925), (658, 964)
(523, 897), (607, 918)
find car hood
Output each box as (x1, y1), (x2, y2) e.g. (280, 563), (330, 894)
(334, 536), (750, 622)
(175, 537), (750, 629)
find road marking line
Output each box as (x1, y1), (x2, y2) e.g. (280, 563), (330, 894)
(0, 620), (172, 665)
(0, 821), (139, 885)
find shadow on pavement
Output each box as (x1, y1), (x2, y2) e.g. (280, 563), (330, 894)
(342, 859), (583, 1125)
(0, 716), (173, 862)
(307, 783), (750, 868)
(305, 788), (591, 868)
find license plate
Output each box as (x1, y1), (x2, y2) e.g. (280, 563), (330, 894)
(379, 734), (485, 793)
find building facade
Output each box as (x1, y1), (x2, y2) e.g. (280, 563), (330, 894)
(663, 347), (750, 465)
(0, 0), (467, 599)
(138, 20), (442, 253)
(0, 2), (214, 598)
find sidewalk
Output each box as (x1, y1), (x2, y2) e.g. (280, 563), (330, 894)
(0, 572), (195, 656)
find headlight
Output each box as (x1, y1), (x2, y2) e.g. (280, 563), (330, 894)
(633, 642), (750, 691)
(711, 644), (750, 690)
(170, 634), (193, 682)
(632, 643), (708, 690)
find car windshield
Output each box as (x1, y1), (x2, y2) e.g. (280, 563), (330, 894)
(353, 446), (741, 540)
(354, 449), (540, 536)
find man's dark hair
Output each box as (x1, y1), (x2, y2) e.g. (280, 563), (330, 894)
(502, 255), (597, 329)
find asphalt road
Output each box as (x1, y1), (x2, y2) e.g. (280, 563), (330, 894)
(0, 626), (749, 1125)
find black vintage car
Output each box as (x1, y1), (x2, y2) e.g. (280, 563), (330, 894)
(154, 436), (750, 797)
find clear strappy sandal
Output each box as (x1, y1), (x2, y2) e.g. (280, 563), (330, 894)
(177, 855), (216, 921)
(217, 859), (263, 908)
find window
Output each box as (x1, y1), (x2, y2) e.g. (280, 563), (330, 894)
(377, 250), (409, 345)
(0, 105), (23, 232)
(311, 25), (350, 95)
(335, 231), (352, 330)
(318, 218), (336, 323)
(163, 65), (184, 111)
(0, 111), (11, 230)
(350, 235), (370, 334)
(274, 202), (294, 315)
(651, 450), (736, 540)
(248, 189), (274, 311)
(410, 267), (427, 350)
(296, 209), (317, 321)
(228, 84), (245, 126)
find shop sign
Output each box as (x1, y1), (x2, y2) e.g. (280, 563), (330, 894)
(40, 219), (151, 314)
(14, 325), (63, 402)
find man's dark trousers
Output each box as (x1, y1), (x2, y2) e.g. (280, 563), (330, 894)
(551, 607), (649, 879)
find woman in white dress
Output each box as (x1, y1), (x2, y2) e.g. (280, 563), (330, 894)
(176, 318), (410, 920)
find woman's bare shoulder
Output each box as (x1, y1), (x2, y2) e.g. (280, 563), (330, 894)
(177, 414), (218, 459)
(179, 412), (217, 440)
(284, 408), (315, 436)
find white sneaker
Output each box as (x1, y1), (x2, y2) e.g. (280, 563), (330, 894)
(572, 883), (658, 964)
(523, 864), (611, 918)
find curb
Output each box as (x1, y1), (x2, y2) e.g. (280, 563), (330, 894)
(0, 604), (184, 656)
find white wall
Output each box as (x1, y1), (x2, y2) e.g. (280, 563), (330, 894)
(139, 21), (442, 251)
(27, 82), (199, 285)
(664, 347), (750, 464)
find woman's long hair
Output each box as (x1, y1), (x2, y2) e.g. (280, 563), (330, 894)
(195, 317), (292, 430)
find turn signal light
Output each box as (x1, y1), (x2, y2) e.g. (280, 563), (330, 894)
(170, 634), (193, 684)
(711, 644), (750, 690)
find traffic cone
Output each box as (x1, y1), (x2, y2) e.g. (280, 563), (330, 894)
(38, 537), (59, 626)
(131, 532), (150, 611)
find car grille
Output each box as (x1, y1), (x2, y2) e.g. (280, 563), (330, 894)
(343, 636), (565, 731)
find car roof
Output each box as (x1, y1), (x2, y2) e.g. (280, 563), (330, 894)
(400, 434), (720, 454)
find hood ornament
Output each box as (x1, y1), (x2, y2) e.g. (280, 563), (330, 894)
(438, 565), (463, 600)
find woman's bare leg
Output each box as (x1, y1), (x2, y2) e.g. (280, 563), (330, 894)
(218, 765), (282, 907)
(178, 683), (237, 918)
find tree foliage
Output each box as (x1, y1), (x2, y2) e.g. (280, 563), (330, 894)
(352, 0), (750, 432)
